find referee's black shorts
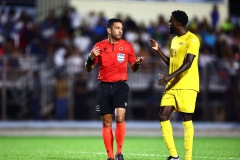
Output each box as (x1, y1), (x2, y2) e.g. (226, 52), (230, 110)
(96, 80), (129, 116)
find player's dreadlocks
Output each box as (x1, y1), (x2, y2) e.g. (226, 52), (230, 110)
(107, 18), (122, 28)
(172, 10), (188, 26)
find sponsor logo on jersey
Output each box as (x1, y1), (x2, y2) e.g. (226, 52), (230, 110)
(170, 48), (176, 57)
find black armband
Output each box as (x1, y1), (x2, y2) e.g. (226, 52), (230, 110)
(86, 57), (94, 66)
(134, 62), (141, 68)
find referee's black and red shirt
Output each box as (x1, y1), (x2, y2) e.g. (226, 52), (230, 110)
(93, 39), (136, 82)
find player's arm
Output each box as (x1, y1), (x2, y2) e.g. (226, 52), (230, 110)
(150, 39), (170, 66)
(85, 47), (101, 72)
(130, 56), (145, 72)
(157, 54), (195, 86)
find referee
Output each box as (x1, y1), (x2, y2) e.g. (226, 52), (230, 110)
(85, 18), (144, 160)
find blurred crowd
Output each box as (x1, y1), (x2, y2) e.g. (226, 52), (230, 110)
(0, 4), (239, 121)
(0, 5), (239, 75)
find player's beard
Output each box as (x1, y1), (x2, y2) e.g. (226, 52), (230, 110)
(169, 25), (175, 34)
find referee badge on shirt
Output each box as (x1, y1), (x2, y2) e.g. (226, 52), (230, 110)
(117, 53), (125, 63)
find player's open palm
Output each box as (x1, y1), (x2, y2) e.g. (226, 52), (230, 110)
(157, 74), (171, 86)
(150, 39), (159, 51)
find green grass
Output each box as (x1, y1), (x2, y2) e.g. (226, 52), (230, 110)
(0, 136), (240, 160)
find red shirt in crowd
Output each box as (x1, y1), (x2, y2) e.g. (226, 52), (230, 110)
(93, 39), (136, 82)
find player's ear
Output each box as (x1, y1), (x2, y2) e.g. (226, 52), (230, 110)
(107, 28), (111, 34)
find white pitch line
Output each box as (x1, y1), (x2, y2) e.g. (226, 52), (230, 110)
(69, 151), (240, 160)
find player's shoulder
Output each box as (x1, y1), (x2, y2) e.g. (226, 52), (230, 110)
(188, 31), (200, 43)
(188, 31), (199, 40)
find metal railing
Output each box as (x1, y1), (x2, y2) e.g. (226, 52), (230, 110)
(0, 55), (239, 121)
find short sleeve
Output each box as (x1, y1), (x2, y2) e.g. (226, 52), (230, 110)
(187, 36), (200, 56)
(128, 43), (136, 62)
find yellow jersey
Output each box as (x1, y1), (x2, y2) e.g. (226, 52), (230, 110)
(166, 31), (200, 92)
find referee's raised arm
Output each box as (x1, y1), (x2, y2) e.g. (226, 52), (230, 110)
(85, 47), (100, 72)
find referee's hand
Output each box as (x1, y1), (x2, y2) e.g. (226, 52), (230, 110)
(136, 56), (145, 65)
(89, 47), (101, 59)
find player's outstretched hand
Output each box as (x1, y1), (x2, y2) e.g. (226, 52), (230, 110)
(150, 39), (159, 51)
(157, 74), (171, 86)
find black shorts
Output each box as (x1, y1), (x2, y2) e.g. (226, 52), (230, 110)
(96, 80), (129, 115)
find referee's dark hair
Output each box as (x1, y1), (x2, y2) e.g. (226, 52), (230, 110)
(107, 18), (122, 28)
(172, 10), (188, 26)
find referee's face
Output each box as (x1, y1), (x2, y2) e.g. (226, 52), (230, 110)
(110, 22), (123, 41)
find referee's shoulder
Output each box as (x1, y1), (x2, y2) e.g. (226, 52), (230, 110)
(96, 39), (108, 45)
(121, 39), (132, 45)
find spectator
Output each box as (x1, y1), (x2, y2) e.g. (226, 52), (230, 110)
(65, 47), (84, 76)
(156, 15), (168, 46)
(40, 10), (57, 43)
(73, 29), (91, 56)
(73, 73), (89, 120)
(221, 17), (234, 33)
(85, 11), (99, 31)
(55, 73), (69, 120)
(28, 71), (42, 120)
(210, 4), (219, 29)
(199, 46), (214, 72)
(69, 6), (83, 31)
(224, 77), (240, 122)
(202, 27), (217, 52)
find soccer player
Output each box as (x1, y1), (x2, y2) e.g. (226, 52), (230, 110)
(150, 10), (200, 160)
(85, 18), (144, 160)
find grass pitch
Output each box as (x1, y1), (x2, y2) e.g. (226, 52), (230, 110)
(0, 136), (239, 160)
